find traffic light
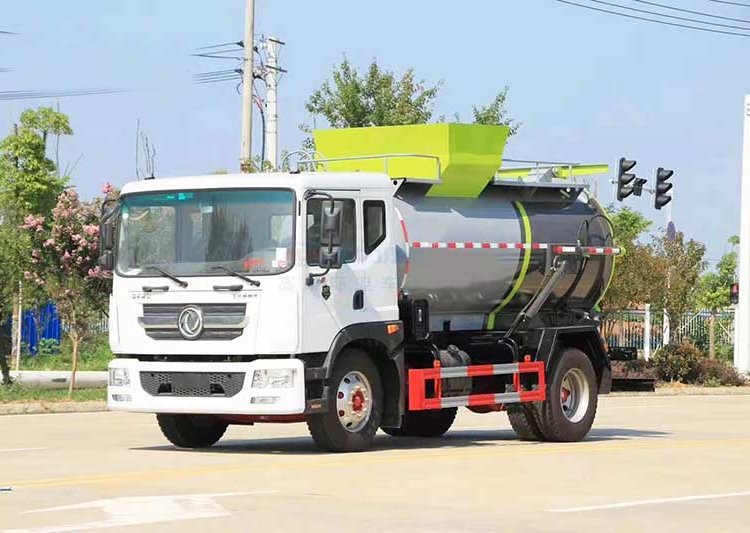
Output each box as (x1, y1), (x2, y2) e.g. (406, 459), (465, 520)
(616, 158), (637, 201)
(632, 177), (648, 197)
(731, 283), (739, 305)
(654, 167), (674, 210)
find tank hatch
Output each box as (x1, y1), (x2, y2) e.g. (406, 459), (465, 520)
(312, 124), (509, 198)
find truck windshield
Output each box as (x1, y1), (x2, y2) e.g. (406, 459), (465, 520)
(116, 189), (295, 277)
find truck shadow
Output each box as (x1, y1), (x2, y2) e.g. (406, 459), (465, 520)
(132, 427), (669, 456)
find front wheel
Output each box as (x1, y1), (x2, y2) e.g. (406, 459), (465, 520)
(156, 414), (228, 448)
(307, 348), (383, 452)
(535, 348), (598, 442)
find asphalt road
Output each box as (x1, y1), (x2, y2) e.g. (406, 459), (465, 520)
(2, 394), (750, 532)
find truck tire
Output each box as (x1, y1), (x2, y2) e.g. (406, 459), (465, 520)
(535, 348), (598, 442)
(307, 348), (383, 452)
(156, 414), (228, 448)
(382, 407), (457, 438)
(507, 404), (546, 441)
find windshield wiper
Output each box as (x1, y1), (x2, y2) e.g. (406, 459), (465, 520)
(144, 265), (188, 288)
(211, 265), (261, 287)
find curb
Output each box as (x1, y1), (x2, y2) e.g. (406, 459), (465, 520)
(611, 386), (750, 397)
(0, 401), (107, 416)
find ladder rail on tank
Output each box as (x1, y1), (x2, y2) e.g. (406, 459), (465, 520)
(296, 153), (443, 184)
(407, 244), (621, 412)
(295, 153), (608, 195)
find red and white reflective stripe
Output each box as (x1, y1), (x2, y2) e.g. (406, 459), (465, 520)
(408, 242), (548, 250)
(406, 242), (621, 255)
(553, 245), (621, 255)
(408, 361), (546, 411)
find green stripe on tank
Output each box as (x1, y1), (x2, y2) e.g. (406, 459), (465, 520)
(589, 193), (617, 310)
(486, 201), (532, 330)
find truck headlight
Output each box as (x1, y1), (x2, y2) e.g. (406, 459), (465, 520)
(252, 369), (296, 389)
(109, 368), (130, 387)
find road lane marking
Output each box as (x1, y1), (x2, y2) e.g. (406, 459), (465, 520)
(8, 437), (750, 490)
(548, 491), (750, 513)
(0, 448), (45, 453)
(3, 491), (277, 533)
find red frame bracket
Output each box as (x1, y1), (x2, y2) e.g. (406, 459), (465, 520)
(408, 361), (546, 412)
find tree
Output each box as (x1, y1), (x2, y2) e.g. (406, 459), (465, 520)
(600, 207), (656, 311)
(23, 186), (113, 395)
(0, 107), (72, 383)
(697, 237), (738, 359)
(306, 59), (442, 128)
(0, 107), (71, 218)
(471, 86), (522, 136)
(651, 230), (707, 337)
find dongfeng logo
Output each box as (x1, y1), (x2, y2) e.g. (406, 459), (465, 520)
(177, 305), (204, 340)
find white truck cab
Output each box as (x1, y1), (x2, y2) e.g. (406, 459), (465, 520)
(105, 172), (406, 448)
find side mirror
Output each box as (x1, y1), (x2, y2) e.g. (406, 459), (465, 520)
(319, 200), (343, 246)
(100, 203), (118, 251)
(99, 250), (115, 271)
(101, 219), (115, 251)
(319, 246), (342, 270)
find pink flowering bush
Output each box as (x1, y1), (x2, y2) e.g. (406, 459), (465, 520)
(22, 185), (116, 394)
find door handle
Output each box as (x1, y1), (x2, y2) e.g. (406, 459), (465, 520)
(353, 290), (364, 310)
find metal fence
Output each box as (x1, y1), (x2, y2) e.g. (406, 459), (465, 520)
(603, 307), (735, 359)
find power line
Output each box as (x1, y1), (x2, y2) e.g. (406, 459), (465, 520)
(709, 0), (750, 7)
(585, 0), (750, 31)
(633, 0), (750, 24)
(555, 0), (750, 36)
(0, 88), (124, 101)
(193, 41), (242, 51)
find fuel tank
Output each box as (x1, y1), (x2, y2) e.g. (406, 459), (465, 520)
(393, 182), (614, 332)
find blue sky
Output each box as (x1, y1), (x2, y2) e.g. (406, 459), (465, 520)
(1, 0), (748, 262)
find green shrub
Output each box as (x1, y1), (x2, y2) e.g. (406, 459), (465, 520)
(696, 359), (745, 387)
(36, 338), (61, 358)
(20, 334), (112, 371)
(715, 344), (734, 364)
(652, 342), (702, 383)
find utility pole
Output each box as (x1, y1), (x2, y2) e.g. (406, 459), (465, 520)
(264, 36), (281, 170)
(736, 95), (750, 373)
(240, 0), (255, 173)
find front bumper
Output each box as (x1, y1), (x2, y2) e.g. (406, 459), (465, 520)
(107, 358), (306, 415)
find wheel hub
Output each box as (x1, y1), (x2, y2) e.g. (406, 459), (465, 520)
(336, 371), (372, 432)
(560, 368), (590, 424)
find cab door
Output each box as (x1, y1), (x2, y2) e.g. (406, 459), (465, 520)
(302, 191), (366, 353)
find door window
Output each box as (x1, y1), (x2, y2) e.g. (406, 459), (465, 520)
(307, 198), (357, 265)
(364, 200), (386, 254)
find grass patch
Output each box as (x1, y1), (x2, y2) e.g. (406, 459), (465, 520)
(20, 334), (112, 372)
(0, 383), (106, 403)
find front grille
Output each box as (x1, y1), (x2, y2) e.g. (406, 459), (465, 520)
(140, 371), (245, 397)
(139, 303), (247, 341)
(145, 330), (245, 341)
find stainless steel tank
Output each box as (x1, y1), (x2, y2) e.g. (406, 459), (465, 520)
(393, 182), (614, 332)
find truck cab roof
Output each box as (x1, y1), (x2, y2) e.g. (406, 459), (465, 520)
(119, 172), (397, 196)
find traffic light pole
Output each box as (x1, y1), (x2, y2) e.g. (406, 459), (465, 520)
(735, 95), (750, 373)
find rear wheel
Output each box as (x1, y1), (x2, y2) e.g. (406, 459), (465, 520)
(156, 414), (228, 448)
(507, 404), (546, 441)
(535, 348), (598, 442)
(307, 348), (383, 452)
(382, 407), (457, 438)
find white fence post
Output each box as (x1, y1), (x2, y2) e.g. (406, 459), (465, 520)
(643, 304), (651, 361)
